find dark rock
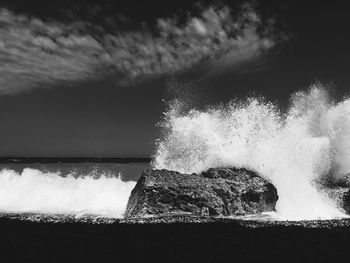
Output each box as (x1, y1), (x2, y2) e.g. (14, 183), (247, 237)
(342, 191), (350, 213)
(125, 167), (278, 218)
(324, 187), (350, 214)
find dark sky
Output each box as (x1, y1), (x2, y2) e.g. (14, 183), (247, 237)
(0, 0), (349, 157)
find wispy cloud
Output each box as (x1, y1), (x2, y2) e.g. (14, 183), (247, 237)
(0, 4), (283, 94)
(0, 8), (110, 94)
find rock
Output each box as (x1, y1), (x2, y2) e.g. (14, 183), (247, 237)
(326, 187), (350, 214)
(342, 191), (350, 213)
(125, 167), (278, 218)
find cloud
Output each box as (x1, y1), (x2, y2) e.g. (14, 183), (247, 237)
(0, 4), (282, 94)
(0, 8), (110, 94)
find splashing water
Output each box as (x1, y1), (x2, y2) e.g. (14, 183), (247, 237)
(0, 168), (136, 217)
(153, 85), (350, 220)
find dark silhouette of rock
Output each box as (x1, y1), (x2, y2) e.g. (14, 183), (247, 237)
(342, 191), (350, 213)
(125, 167), (278, 218)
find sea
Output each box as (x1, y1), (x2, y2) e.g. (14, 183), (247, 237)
(0, 158), (349, 262)
(0, 158), (148, 218)
(2, 85), (350, 261)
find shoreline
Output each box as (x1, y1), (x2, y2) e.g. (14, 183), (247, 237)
(0, 213), (349, 262)
(1, 212), (350, 228)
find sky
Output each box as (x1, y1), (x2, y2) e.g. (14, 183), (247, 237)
(0, 0), (349, 157)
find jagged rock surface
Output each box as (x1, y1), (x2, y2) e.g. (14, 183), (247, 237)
(125, 167), (278, 218)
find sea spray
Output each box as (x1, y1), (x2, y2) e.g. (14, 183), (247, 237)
(153, 84), (350, 220)
(0, 168), (135, 217)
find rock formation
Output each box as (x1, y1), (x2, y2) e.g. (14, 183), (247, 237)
(326, 187), (350, 214)
(125, 167), (278, 218)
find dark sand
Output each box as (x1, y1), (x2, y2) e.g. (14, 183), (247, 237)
(0, 214), (349, 262)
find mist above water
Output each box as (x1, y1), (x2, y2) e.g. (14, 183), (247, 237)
(153, 84), (350, 220)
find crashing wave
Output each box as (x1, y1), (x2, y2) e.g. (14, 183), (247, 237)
(153, 84), (350, 220)
(0, 168), (135, 218)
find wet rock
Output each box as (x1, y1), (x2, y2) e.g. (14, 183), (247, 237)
(125, 167), (278, 218)
(342, 191), (350, 213)
(325, 187), (350, 214)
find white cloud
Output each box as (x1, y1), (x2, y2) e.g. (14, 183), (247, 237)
(0, 4), (282, 94)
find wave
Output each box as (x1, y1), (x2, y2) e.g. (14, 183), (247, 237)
(153, 84), (350, 220)
(0, 168), (135, 217)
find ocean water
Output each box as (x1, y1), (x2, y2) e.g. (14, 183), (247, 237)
(0, 162), (149, 218)
(1, 84), (350, 222)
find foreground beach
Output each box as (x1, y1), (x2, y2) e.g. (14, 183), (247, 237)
(0, 213), (349, 262)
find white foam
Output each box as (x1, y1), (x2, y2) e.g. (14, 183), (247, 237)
(0, 168), (135, 217)
(153, 84), (350, 220)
